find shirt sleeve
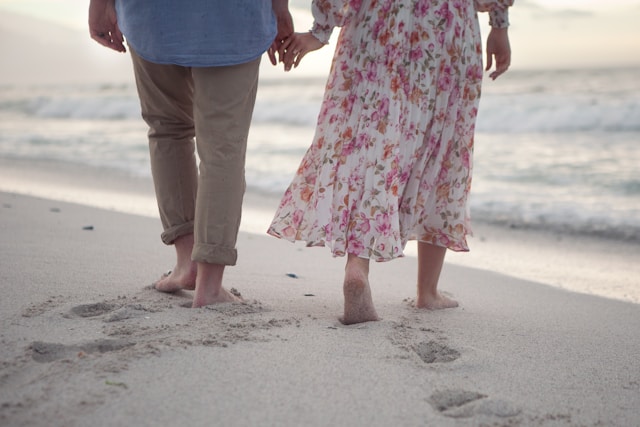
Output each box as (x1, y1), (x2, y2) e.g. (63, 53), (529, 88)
(474, 0), (514, 28)
(310, 0), (364, 44)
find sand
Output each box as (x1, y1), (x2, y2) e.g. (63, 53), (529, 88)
(1, 161), (639, 426)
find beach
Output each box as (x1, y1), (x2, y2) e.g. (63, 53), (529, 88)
(1, 160), (639, 427)
(2, 9), (640, 425)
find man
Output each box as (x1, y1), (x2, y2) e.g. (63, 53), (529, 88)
(88, 0), (292, 307)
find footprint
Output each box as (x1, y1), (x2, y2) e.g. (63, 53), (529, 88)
(69, 303), (118, 318)
(21, 295), (67, 318)
(31, 339), (134, 363)
(414, 340), (460, 363)
(104, 305), (148, 322)
(30, 342), (69, 363)
(429, 389), (521, 419)
(430, 389), (487, 413)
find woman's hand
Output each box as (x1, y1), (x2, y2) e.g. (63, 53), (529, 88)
(485, 27), (510, 80)
(281, 32), (324, 71)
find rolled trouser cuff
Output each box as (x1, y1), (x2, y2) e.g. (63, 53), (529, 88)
(161, 221), (194, 245)
(192, 242), (237, 266)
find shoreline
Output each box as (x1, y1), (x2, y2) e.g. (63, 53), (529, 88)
(1, 156), (638, 305)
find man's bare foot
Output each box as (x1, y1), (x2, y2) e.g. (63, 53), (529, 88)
(415, 292), (459, 310)
(153, 264), (197, 293)
(153, 233), (197, 293)
(340, 256), (379, 325)
(190, 262), (242, 308)
(192, 287), (243, 308)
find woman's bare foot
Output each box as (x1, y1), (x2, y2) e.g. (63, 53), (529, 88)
(415, 292), (459, 310)
(340, 255), (379, 325)
(415, 242), (457, 310)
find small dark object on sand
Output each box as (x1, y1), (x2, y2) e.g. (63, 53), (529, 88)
(82, 225), (94, 230)
(286, 273), (298, 279)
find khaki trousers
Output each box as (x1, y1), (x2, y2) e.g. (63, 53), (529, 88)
(130, 49), (260, 265)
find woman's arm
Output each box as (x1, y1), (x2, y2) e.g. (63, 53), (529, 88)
(310, 0), (364, 45)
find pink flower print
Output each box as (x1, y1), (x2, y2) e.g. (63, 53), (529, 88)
(366, 60), (378, 82)
(390, 76), (402, 95)
(348, 169), (363, 190)
(279, 189), (293, 206)
(379, 29), (391, 46)
(386, 170), (399, 196)
(292, 209), (304, 227)
(414, 0), (431, 17)
(355, 132), (369, 150)
(280, 225), (297, 239)
(374, 212), (392, 236)
(347, 234), (365, 255)
(373, 97), (389, 134)
(436, 3), (453, 29)
(438, 74), (451, 91)
(323, 223), (332, 240)
(466, 64), (483, 81)
(339, 207), (350, 230)
(399, 169), (411, 185)
(349, 0), (363, 10)
(299, 184), (314, 203)
(359, 217), (371, 234)
(384, 44), (397, 68)
(378, 97), (390, 117)
(372, 18), (385, 39)
(382, 143), (394, 161)
(410, 47), (423, 62)
(341, 93), (357, 113)
(409, 31), (420, 46)
(380, 0), (393, 14)
(461, 146), (471, 169)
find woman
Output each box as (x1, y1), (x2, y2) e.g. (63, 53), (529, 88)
(269, 0), (514, 324)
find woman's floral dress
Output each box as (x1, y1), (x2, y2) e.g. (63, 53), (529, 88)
(268, 0), (514, 261)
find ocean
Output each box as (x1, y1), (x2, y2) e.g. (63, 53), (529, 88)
(1, 67), (639, 243)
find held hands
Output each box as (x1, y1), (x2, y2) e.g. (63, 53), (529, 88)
(485, 27), (511, 80)
(278, 32), (324, 71)
(88, 0), (125, 52)
(268, 0), (294, 66)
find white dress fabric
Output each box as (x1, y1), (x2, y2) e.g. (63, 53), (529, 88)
(268, 0), (513, 261)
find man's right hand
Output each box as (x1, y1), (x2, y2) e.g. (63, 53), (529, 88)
(268, 0), (294, 65)
(88, 0), (126, 53)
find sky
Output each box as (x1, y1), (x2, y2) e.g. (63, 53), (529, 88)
(0, 0), (639, 72)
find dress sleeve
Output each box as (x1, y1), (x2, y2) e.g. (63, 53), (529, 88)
(310, 0), (364, 44)
(474, 0), (514, 28)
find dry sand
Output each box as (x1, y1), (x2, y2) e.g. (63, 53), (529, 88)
(1, 189), (639, 427)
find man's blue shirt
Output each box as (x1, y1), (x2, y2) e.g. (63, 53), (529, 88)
(115, 0), (276, 67)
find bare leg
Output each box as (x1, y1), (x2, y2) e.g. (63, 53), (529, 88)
(153, 234), (197, 292)
(416, 242), (458, 309)
(191, 262), (242, 308)
(340, 254), (380, 325)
